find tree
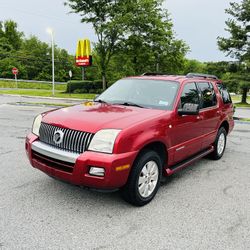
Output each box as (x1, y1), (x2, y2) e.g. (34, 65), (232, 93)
(181, 59), (206, 75)
(65, 0), (126, 89)
(0, 20), (23, 50)
(218, 0), (250, 103)
(65, 0), (188, 89)
(118, 0), (188, 75)
(222, 62), (250, 103)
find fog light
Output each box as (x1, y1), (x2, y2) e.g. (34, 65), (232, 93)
(89, 167), (105, 177)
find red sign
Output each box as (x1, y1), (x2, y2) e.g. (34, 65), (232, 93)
(12, 68), (19, 75)
(76, 56), (92, 67)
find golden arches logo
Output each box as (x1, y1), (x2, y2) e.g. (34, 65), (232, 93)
(75, 39), (92, 67)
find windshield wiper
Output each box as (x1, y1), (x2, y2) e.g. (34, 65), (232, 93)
(114, 101), (145, 108)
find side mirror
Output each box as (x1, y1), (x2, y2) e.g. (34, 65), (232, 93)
(178, 103), (199, 116)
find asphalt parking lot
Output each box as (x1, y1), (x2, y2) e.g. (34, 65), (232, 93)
(0, 95), (250, 250)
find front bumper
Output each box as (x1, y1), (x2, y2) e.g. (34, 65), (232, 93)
(25, 133), (138, 189)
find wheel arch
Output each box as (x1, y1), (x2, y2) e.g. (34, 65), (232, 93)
(133, 141), (168, 169)
(219, 120), (229, 134)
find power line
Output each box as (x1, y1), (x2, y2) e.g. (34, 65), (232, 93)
(0, 53), (74, 64)
(0, 3), (67, 24)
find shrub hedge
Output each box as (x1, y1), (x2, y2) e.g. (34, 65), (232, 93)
(66, 80), (103, 94)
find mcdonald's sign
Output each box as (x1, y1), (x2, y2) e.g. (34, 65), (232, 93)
(75, 39), (92, 67)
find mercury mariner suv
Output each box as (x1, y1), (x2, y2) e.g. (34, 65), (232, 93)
(25, 73), (234, 206)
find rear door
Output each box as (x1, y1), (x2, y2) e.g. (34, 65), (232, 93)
(196, 82), (221, 149)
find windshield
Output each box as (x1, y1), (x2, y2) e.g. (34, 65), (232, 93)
(96, 78), (179, 110)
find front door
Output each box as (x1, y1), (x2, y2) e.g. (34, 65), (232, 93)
(170, 82), (204, 164)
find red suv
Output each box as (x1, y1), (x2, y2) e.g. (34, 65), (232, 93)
(25, 73), (234, 206)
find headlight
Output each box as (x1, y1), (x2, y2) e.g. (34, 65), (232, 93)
(88, 129), (121, 154)
(32, 114), (42, 136)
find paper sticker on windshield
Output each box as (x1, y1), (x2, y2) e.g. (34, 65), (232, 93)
(83, 101), (95, 106)
(159, 100), (169, 106)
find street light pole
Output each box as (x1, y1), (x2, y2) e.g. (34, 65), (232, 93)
(47, 28), (55, 96)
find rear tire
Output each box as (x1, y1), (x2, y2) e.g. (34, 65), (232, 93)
(209, 127), (227, 160)
(121, 150), (162, 206)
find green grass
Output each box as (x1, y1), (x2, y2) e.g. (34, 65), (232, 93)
(0, 80), (66, 91)
(234, 102), (250, 108)
(0, 89), (95, 99)
(241, 118), (250, 122)
(231, 95), (250, 103)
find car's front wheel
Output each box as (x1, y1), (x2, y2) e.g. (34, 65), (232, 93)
(121, 150), (162, 206)
(210, 127), (227, 160)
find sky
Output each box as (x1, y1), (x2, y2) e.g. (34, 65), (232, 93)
(0, 0), (239, 62)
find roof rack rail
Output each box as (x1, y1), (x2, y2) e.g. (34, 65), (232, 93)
(141, 72), (168, 76)
(186, 73), (218, 80)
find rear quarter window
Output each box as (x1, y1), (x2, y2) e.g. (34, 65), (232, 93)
(217, 84), (232, 104)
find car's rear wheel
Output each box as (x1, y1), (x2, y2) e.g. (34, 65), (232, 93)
(121, 150), (162, 206)
(210, 127), (227, 160)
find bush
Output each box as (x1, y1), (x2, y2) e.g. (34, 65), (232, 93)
(66, 80), (102, 93)
(73, 88), (87, 94)
(96, 89), (103, 94)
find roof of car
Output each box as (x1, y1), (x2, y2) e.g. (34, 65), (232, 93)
(128, 72), (220, 82)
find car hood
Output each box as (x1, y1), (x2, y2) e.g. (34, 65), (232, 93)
(42, 102), (168, 133)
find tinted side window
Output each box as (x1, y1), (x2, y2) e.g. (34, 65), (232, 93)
(217, 84), (232, 104)
(180, 82), (199, 108)
(198, 82), (217, 108)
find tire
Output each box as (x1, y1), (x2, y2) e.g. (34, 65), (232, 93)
(121, 150), (162, 206)
(209, 127), (227, 160)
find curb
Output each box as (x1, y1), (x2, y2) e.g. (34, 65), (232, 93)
(235, 107), (250, 110)
(234, 120), (250, 125)
(234, 117), (250, 123)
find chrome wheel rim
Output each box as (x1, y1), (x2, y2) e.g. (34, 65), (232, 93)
(217, 133), (225, 155)
(138, 161), (159, 198)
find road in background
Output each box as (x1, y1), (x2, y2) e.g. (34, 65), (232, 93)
(0, 95), (82, 106)
(234, 107), (250, 119)
(0, 96), (250, 250)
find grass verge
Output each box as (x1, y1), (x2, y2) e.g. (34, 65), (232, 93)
(14, 102), (73, 107)
(0, 80), (66, 91)
(0, 89), (95, 99)
(241, 118), (250, 122)
(234, 102), (250, 108)
(231, 95), (250, 103)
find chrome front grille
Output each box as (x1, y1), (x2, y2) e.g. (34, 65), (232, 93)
(39, 122), (94, 154)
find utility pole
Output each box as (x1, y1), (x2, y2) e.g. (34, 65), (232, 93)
(82, 67), (85, 80)
(47, 28), (55, 96)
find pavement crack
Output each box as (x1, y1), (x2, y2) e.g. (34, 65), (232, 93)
(227, 216), (244, 234)
(228, 140), (241, 146)
(222, 185), (233, 196)
(207, 166), (229, 177)
(14, 182), (32, 189)
(92, 244), (110, 250)
(0, 151), (12, 156)
(16, 136), (26, 140)
(233, 129), (249, 133)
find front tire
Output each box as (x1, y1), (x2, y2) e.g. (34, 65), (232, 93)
(210, 127), (227, 160)
(121, 150), (162, 206)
